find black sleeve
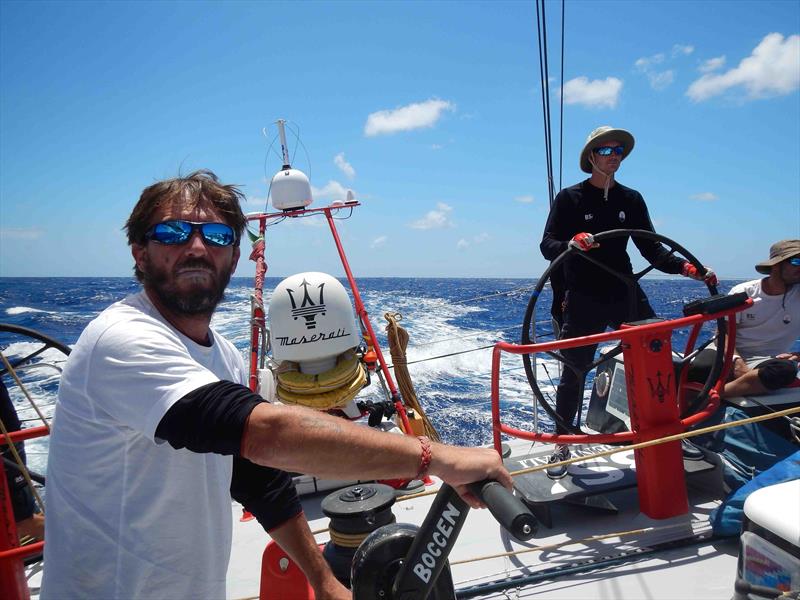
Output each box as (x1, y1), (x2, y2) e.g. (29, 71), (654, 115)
(155, 380), (303, 531)
(540, 190), (570, 261)
(154, 380), (264, 456)
(231, 456), (302, 532)
(630, 194), (686, 275)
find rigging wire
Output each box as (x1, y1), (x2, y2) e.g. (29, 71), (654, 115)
(559, 0), (565, 191)
(451, 285), (538, 305)
(535, 0), (554, 206)
(535, 0), (565, 204)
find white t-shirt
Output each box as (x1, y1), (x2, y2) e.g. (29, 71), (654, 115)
(41, 291), (246, 600)
(730, 279), (800, 359)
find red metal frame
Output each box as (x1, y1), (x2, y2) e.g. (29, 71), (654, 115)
(246, 202), (412, 434)
(1, 426), (48, 600)
(490, 301), (749, 519)
(248, 217), (268, 392)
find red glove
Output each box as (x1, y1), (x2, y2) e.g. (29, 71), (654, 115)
(568, 232), (598, 252)
(682, 262), (718, 286)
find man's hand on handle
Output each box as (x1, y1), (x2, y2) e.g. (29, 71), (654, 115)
(682, 262), (718, 286)
(429, 443), (514, 509)
(568, 232), (599, 252)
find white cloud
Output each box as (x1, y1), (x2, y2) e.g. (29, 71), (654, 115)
(690, 192), (718, 202)
(648, 70), (675, 90)
(431, 144), (444, 150)
(456, 233), (490, 250)
(311, 180), (350, 203)
(410, 202), (454, 230)
(699, 56), (726, 73)
(636, 46), (692, 91)
(656, 70), (677, 90)
(635, 53), (665, 70)
(0, 228), (44, 240)
(672, 44), (694, 57)
(687, 33), (800, 102)
(364, 99), (455, 137)
(371, 235), (387, 249)
(515, 195), (534, 204)
(334, 153), (355, 179)
(243, 195), (269, 212)
(561, 76), (623, 108)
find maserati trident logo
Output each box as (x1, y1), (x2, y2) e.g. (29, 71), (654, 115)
(286, 278), (326, 330)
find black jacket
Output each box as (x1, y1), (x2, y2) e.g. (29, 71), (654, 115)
(540, 179), (685, 299)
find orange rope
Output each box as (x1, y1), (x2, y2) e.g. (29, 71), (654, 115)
(385, 312), (441, 442)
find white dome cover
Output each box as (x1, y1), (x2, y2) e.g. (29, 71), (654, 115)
(270, 167), (312, 210)
(269, 272), (358, 372)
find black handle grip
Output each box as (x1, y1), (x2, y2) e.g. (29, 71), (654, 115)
(468, 479), (537, 541)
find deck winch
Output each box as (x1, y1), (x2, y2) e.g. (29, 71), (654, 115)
(320, 483), (397, 586)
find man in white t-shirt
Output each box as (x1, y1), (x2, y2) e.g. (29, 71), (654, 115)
(724, 239), (800, 398)
(42, 170), (513, 600)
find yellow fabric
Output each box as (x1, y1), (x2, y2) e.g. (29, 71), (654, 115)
(277, 362), (367, 410)
(277, 351), (360, 393)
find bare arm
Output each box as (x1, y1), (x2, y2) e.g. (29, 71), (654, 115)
(241, 403), (512, 507)
(731, 347), (751, 379)
(268, 513), (350, 600)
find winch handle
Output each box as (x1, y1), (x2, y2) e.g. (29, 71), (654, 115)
(468, 479), (538, 541)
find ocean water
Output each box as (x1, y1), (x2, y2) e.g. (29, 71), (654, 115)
(1, 276), (744, 471)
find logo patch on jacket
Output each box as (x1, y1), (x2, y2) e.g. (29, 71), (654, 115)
(584, 213), (593, 221)
(618, 211), (626, 222)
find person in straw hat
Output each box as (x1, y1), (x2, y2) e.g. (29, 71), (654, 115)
(722, 239), (800, 397)
(687, 240), (800, 496)
(539, 125), (716, 479)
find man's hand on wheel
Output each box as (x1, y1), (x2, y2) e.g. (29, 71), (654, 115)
(569, 232), (599, 252)
(682, 262), (718, 286)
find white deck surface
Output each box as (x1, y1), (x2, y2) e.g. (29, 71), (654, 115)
(225, 439), (742, 600)
(21, 439), (740, 600)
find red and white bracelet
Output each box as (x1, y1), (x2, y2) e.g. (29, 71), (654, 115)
(416, 435), (432, 479)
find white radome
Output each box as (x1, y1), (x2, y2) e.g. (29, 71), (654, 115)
(269, 272), (358, 373)
(270, 167), (313, 210)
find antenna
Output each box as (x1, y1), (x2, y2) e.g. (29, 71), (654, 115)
(269, 119), (313, 210)
(276, 119), (292, 169)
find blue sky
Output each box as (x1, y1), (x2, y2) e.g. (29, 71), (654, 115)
(1, 0), (798, 280)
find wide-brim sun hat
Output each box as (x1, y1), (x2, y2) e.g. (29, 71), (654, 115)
(755, 239), (800, 274)
(580, 126), (635, 174)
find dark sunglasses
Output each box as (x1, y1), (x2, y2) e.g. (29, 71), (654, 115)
(788, 257), (800, 266)
(593, 145), (625, 156)
(144, 220), (237, 247)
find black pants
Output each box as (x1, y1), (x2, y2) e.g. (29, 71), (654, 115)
(555, 287), (655, 434)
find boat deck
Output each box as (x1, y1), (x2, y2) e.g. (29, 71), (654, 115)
(225, 439), (740, 600)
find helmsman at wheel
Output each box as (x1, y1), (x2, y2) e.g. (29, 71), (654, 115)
(539, 125), (715, 479)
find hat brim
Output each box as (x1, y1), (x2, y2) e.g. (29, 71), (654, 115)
(755, 252), (800, 274)
(580, 129), (635, 174)
(755, 262), (775, 274)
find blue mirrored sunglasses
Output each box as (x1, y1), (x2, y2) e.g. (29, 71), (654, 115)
(788, 257), (800, 266)
(144, 220), (237, 247)
(593, 145), (625, 156)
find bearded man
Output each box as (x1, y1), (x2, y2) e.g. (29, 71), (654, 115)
(42, 170), (511, 599)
